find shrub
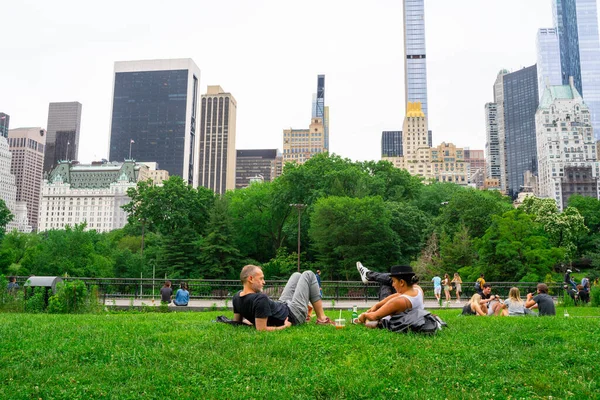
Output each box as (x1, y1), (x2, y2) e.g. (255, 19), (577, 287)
(591, 286), (600, 307)
(24, 287), (46, 313)
(47, 280), (95, 314)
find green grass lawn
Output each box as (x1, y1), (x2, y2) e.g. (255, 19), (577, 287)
(1, 307), (599, 400)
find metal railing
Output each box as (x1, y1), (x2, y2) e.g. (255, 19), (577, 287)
(12, 276), (568, 302)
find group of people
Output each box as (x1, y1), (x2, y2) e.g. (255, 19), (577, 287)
(564, 269), (592, 304)
(231, 262), (564, 331)
(432, 273), (463, 305)
(160, 281), (190, 306)
(461, 283), (556, 316)
(232, 262), (426, 331)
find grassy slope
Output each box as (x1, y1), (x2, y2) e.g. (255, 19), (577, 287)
(0, 308), (599, 400)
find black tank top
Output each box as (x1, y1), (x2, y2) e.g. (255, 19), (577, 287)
(462, 303), (476, 315)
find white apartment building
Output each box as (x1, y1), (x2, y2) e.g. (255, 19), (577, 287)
(38, 161), (149, 233)
(0, 136), (32, 233)
(536, 78), (599, 210)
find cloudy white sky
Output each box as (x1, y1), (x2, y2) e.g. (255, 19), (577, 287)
(0, 0), (588, 163)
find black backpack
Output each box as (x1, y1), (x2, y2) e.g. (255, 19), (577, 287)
(381, 308), (447, 334)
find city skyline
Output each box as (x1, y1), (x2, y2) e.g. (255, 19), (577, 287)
(0, 0), (594, 164)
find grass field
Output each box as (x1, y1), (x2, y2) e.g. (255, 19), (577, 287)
(1, 307), (599, 400)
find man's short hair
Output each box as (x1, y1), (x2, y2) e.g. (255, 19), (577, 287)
(482, 283), (492, 289)
(240, 265), (261, 284)
(537, 283), (549, 294)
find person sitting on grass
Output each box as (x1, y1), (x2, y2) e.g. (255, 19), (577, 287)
(232, 265), (333, 331)
(462, 294), (487, 316)
(173, 282), (190, 306)
(355, 265), (424, 328)
(525, 283), (556, 316)
(500, 287), (529, 316)
(480, 283), (504, 316)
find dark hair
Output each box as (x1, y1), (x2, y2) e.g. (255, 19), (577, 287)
(180, 282), (187, 290)
(164, 280), (171, 287)
(480, 274), (485, 277)
(537, 283), (549, 294)
(482, 283), (492, 289)
(8, 276), (16, 282)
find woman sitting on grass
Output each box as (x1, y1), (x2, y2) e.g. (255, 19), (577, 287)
(356, 265), (424, 328)
(500, 287), (529, 316)
(462, 293), (487, 316)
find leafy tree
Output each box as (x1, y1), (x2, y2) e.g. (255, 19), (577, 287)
(228, 180), (293, 262)
(475, 209), (565, 282)
(440, 225), (476, 273)
(386, 201), (432, 263)
(309, 196), (401, 280)
(411, 182), (464, 218)
(361, 160), (423, 202)
(198, 198), (243, 279)
(436, 188), (513, 238)
(520, 197), (588, 259)
(0, 199), (13, 238)
(0, 231), (39, 275)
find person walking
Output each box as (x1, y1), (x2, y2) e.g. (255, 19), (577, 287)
(431, 275), (442, 306)
(451, 273), (462, 303)
(442, 274), (452, 306)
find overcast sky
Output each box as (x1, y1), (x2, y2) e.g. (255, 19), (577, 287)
(0, 0), (586, 163)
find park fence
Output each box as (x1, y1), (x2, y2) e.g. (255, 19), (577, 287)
(12, 276), (567, 303)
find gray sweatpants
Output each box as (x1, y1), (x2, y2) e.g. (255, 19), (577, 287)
(279, 271), (322, 324)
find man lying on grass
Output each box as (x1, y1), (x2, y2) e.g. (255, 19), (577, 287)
(233, 265), (334, 331)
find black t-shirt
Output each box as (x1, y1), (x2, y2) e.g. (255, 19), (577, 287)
(481, 292), (491, 300)
(160, 287), (173, 302)
(533, 293), (556, 316)
(232, 291), (289, 327)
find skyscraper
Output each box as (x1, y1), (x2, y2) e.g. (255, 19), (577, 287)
(282, 118), (326, 165)
(8, 127), (46, 230)
(484, 103), (501, 180)
(311, 75), (329, 151)
(536, 28), (562, 100)
(404, 0), (429, 119)
(497, 66), (540, 198)
(108, 59), (201, 187)
(0, 113), (9, 138)
(198, 85), (237, 194)
(535, 78), (598, 210)
(381, 131), (403, 157)
(553, 0), (600, 139)
(44, 102), (82, 174)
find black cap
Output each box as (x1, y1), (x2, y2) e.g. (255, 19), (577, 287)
(389, 265), (415, 278)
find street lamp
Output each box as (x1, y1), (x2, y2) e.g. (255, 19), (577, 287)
(290, 203), (306, 272)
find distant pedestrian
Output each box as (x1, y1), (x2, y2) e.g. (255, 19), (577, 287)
(451, 273), (462, 303)
(432, 275), (442, 305)
(581, 276), (590, 293)
(475, 274), (485, 295)
(160, 280), (173, 304)
(174, 282), (189, 306)
(442, 274), (451, 306)
(7, 276), (19, 294)
(315, 269), (322, 297)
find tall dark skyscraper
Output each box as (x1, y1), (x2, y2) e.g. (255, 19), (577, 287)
(108, 59), (201, 187)
(0, 113), (9, 138)
(501, 65), (540, 198)
(312, 74), (329, 151)
(381, 131), (403, 157)
(553, 0), (600, 139)
(44, 102), (82, 173)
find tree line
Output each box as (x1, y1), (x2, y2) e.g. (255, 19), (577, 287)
(1, 153), (599, 283)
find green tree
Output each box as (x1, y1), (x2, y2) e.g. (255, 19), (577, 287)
(309, 196), (401, 280)
(475, 209), (565, 282)
(0, 199), (13, 238)
(520, 196), (588, 259)
(198, 198), (243, 279)
(386, 201), (432, 263)
(436, 188), (513, 238)
(440, 225), (476, 273)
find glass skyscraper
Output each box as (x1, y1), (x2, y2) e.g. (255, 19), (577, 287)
(502, 65), (540, 199)
(45, 102), (82, 173)
(381, 131), (403, 157)
(311, 75), (329, 151)
(0, 113), (9, 138)
(404, 0), (429, 118)
(536, 28), (562, 100)
(108, 59), (201, 187)
(553, 0), (600, 139)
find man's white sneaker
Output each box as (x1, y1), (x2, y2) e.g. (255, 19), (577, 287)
(356, 261), (370, 284)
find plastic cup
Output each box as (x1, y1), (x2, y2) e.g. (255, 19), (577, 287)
(334, 318), (346, 329)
